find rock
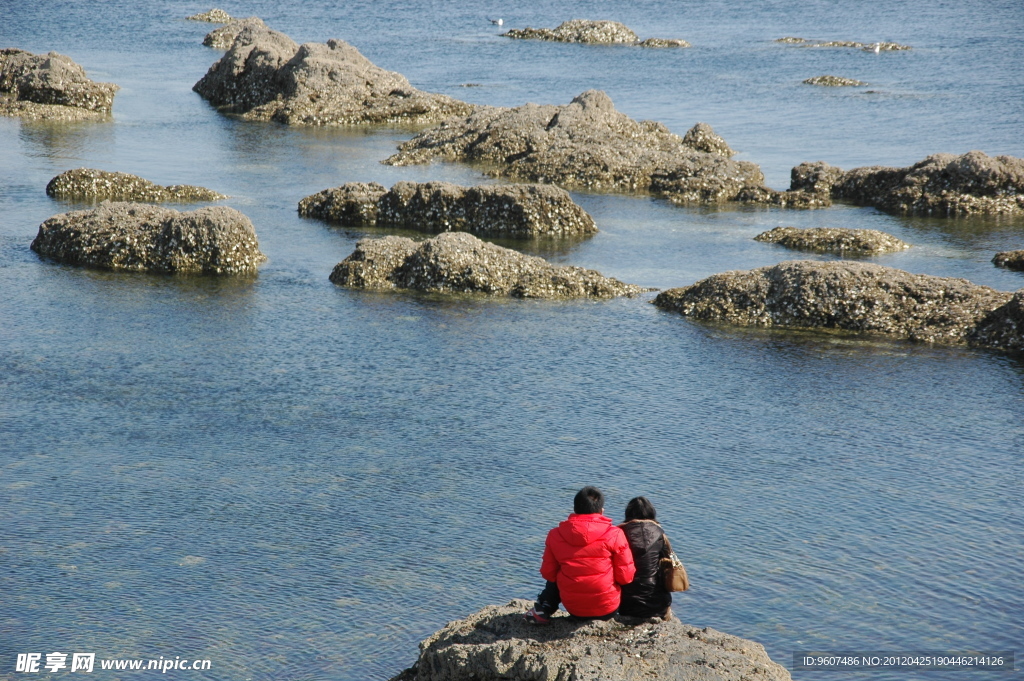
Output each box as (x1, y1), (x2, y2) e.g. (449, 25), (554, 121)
(300, 181), (596, 237)
(31, 201), (266, 274)
(187, 8), (233, 22)
(681, 122), (734, 156)
(777, 37), (911, 51)
(193, 23), (473, 126)
(203, 17), (266, 49)
(788, 151), (1024, 215)
(754, 227), (909, 255)
(386, 599), (792, 681)
(0, 48), (118, 121)
(330, 232), (645, 298)
(47, 168), (226, 203)
(654, 260), (1024, 351)
(504, 20), (689, 48)
(803, 75), (867, 87)
(993, 250), (1024, 271)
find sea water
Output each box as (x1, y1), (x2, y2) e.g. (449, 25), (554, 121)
(1, 1), (1022, 679)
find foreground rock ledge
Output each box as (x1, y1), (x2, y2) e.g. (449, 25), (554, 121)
(504, 20), (690, 47)
(654, 260), (1024, 352)
(47, 168), (226, 203)
(331, 232), (645, 298)
(388, 599), (791, 681)
(754, 227), (909, 255)
(31, 202), (266, 274)
(1, 48), (118, 121)
(299, 181), (596, 237)
(193, 22), (472, 126)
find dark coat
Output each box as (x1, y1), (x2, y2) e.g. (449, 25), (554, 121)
(617, 519), (672, 618)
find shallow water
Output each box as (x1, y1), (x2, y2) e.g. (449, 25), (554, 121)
(1, 1), (1023, 679)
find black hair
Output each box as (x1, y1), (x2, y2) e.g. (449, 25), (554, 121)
(624, 496), (657, 521)
(573, 486), (605, 514)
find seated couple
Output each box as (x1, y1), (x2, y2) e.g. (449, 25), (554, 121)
(525, 486), (675, 624)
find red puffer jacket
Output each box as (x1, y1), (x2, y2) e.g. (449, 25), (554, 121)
(541, 513), (636, 617)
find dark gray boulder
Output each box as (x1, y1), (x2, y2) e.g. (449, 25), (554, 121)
(47, 168), (226, 203)
(504, 20), (690, 47)
(193, 23), (473, 126)
(330, 232), (645, 298)
(654, 260), (1024, 351)
(754, 226), (909, 255)
(31, 202), (265, 274)
(203, 17), (266, 49)
(1, 48), (118, 121)
(387, 599), (791, 681)
(993, 250), (1024, 271)
(299, 181), (596, 237)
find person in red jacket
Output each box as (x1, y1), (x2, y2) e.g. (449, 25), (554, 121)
(524, 486), (636, 623)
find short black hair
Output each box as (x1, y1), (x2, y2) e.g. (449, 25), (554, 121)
(574, 486), (605, 514)
(624, 496), (657, 521)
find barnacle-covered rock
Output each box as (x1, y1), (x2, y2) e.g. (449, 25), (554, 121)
(330, 232), (645, 298)
(193, 23), (473, 126)
(47, 168), (226, 203)
(504, 20), (689, 48)
(300, 181), (596, 237)
(777, 37), (911, 51)
(803, 75), (867, 87)
(187, 8), (233, 22)
(754, 226), (909, 255)
(203, 17), (266, 49)
(0, 48), (118, 121)
(681, 122), (734, 157)
(655, 260), (1024, 351)
(992, 250), (1024, 271)
(31, 202), (265, 274)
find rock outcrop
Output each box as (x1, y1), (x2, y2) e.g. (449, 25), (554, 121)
(654, 260), (1024, 352)
(203, 17), (266, 49)
(777, 37), (911, 51)
(193, 23), (473, 126)
(788, 151), (1024, 215)
(993, 250), (1024, 271)
(803, 75), (867, 87)
(187, 8), (233, 22)
(31, 202), (265, 274)
(754, 227), (909, 255)
(330, 232), (645, 298)
(386, 90), (820, 207)
(504, 20), (690, 47)
(1, 48), (118, 121)
(387, 599), (792, 681)
(299, 181), (596, 237)
(47, 169), (226, 203)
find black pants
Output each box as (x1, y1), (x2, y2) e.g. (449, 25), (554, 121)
(534, 581), (617, 620)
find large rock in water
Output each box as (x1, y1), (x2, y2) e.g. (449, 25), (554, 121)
(203, 17), (267, 49)
(31, 202), (266, 274)
(387, 599), (791, 681)
(504, 20), (690, 47)
(192, 22), (473, 125)
(789, 151), (1024, 215)
(0, 48), (118, 121)
(330, 232), (645, 298)
(299, 181), (596, 237)
(754, 227), (909, 255)
(654, 260), (1024, 352)
(993, 250), (1024, 271)
(47, 168), (226, 203)
(386, 90), (817, 207)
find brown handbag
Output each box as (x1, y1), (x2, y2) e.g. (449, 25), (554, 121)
(660, 533), (690, 592)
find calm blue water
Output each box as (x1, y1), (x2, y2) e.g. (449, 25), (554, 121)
(1, 1), (1023, 679)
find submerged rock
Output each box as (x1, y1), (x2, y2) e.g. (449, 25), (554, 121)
(754, 226), (909, 255)
(386, 599), (791, 681)
(788, 151), (1024, 215)
(299, 181), (596, 237)
(504, 20), (689, 47)
(47, 168), (226, 203)
(993, 250), (1024, 271)
(187, 8), (233, 22)
(203, 17), (266, 49)
(803, 75), (867, 87)
(330, 232), (644, 298)
(31, 202), (265, 274)
(777, 37), (911, 51)
(0, 48), (118, 121)
(193, 23), (473, 126)
(654, 260), (1024, 351)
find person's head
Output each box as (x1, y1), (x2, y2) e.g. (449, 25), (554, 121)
(624, 496), (657, 521)
(573, 486), (605, 514)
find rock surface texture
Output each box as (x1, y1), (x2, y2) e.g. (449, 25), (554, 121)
(387, 599), (792, 681)
(31, 202), (265, 274)
(788, 151), (1024, 215)
(654, 260), (1024, 352)
(330, 232), (644, 298)
(386, 90), (818, 207)
(299, 181), (596, 237)
(504, 20), (690, 47)
(803, 75), (867, 86)
(187, 8), (233, 22)
(0, 48), (118, 121)
(777, 37), (911, 51)
(193, 23), (473, 126)
(993, 250), (1024, 271)
(203, 17), (266, 49)
(47, 168), (226, 203)
(754, 227), (909, 255)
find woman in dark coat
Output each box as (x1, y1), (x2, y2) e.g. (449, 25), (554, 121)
(618, 496), (673, 619)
